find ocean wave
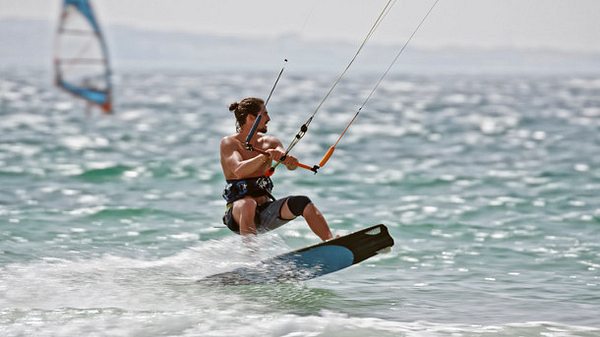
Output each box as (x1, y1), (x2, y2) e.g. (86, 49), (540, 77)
(76, 165), (133, 181)
(1, 308), (598, 337)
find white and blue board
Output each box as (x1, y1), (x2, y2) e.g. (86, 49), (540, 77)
(200, 224), (394, 285)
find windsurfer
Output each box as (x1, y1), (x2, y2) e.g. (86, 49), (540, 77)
(220, 97), (334, 241)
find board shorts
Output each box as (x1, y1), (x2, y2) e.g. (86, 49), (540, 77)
(223, 197), (294, 234)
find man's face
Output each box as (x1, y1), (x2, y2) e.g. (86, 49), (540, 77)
(257, 105), (270, 133)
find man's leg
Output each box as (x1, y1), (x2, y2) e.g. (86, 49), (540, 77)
(232, 197), (258, 236)
(280, 196), (333, 241)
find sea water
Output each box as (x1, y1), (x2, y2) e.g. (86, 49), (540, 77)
(1, 68), (599, 336)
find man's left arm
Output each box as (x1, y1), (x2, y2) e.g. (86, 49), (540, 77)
(268, 137), (298, 170)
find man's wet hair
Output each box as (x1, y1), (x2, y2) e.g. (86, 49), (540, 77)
(228, 97), (264, 131)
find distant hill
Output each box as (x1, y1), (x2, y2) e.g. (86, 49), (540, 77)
(1, 18), (600, 74)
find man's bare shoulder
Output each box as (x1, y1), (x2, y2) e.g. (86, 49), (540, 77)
(220, 135), (239, 149)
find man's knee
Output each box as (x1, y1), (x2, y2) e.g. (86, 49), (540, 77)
(287, 195), (312, 217)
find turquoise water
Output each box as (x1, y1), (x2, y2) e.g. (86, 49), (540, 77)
(1, 68), (599, 336)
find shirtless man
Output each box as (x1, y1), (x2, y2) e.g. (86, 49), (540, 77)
(220, 97), (334, 241)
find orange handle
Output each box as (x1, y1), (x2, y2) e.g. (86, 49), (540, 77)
(318, 145), (336, 168)
(264, 161), (313, 176)
(251, 148), (314, 175)
(296, 162), (313, 171)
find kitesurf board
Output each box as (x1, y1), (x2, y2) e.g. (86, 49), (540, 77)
(200, 224), (394, 285)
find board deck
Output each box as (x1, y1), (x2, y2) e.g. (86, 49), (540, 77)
(200, 224), (394, 285)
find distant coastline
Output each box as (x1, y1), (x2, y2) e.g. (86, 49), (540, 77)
(2, 18), (600, 74)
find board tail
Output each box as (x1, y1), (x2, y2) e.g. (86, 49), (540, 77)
(294, 224), (394, 264)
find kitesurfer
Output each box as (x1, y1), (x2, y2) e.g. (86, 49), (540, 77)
(220, 97), (334, 241)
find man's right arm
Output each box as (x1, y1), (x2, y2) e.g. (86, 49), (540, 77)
(221, 137), (270, 178)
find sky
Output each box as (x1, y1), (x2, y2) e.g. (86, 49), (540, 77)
(1, 0), (600, 53)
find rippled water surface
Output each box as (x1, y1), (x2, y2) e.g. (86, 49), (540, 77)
(1, 68), (599, 336)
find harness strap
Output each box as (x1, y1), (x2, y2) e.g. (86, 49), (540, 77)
(222, 176), (275, 205)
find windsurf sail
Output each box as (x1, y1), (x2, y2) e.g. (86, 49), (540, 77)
(54, 0), (113, 114)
